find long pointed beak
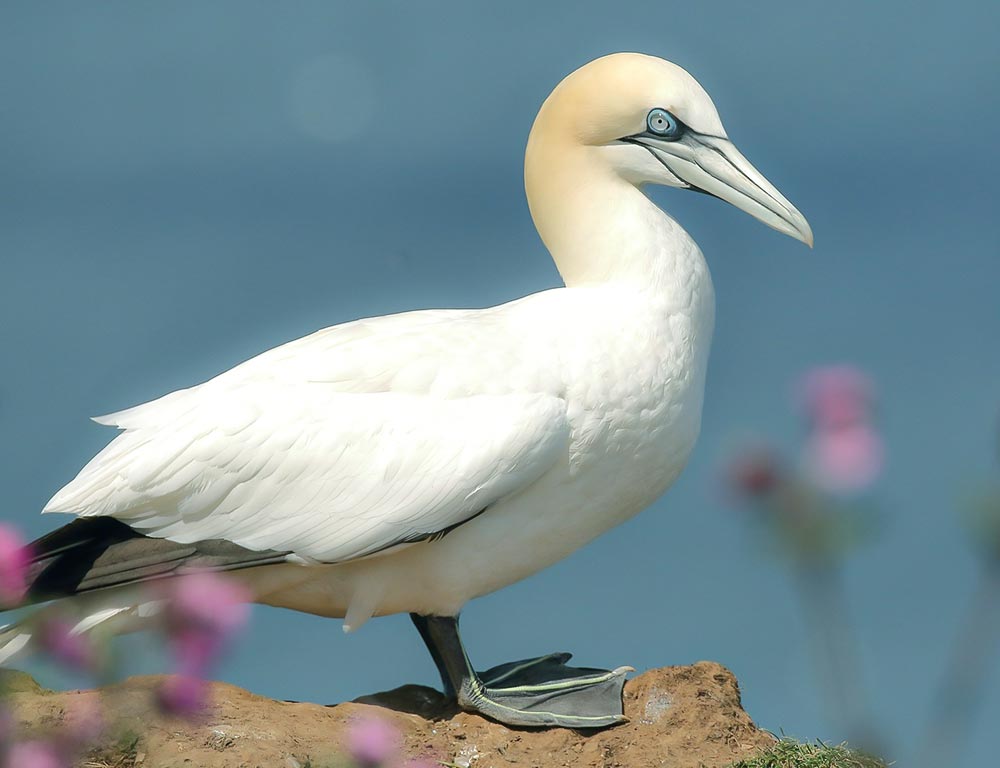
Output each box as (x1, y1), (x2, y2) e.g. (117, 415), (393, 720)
(634, 133), (813, 247)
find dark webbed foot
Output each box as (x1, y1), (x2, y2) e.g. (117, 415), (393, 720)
(470, 652), (631, 727)
(410, 614), (629, 729)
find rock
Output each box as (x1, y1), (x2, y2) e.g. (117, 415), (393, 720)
(3, 662), (775, 767)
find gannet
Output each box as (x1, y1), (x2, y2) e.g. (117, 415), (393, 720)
(3, 53), (811, 728)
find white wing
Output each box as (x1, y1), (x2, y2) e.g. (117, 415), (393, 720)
(43, 308), (570, 563)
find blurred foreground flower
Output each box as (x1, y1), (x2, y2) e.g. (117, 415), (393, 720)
(157, 674), (209, 718)
(0, 525), (30, 607)
(724, 364), (884, 754)
(798, 366), (883, 494)
(37, 617), (96, 673)
(347, 716), (401, 767)
(155, 571), (251, 717)
(3, 740), (64, 768)
(727, 448), (783, 499)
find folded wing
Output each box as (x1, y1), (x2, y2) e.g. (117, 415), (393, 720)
(44, 383), (569, 563)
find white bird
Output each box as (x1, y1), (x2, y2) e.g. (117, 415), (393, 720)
(3, 52), (811, 727)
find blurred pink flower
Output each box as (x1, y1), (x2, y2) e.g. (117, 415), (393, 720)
(163, 571), (251, 637)
(0, 525), (31, 607)
(798, 365), (873, 430)
(157, 674), (209, 718)
(37, 617), (95, 673)
(727, 448), (782, 499)
(4, 741), (64, 768)
(347, 716), (401, 767)
(806, 424), (884, 494)
(155, 571), (250, 719)
(797, 366), (883, 493)
(169, 628), (225, 675)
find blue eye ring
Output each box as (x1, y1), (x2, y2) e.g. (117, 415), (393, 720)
(646, 108), (683, 140)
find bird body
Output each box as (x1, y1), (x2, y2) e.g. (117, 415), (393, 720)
(5, 53), (809, 727)
(46, 235), (714, 625)
(258, 267), (713, 624)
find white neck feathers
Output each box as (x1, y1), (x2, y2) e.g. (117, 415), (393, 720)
(524, 135), (708, 299)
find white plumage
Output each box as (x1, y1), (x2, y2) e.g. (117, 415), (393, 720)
(42, 281), (712, 626)
(46, 312), (572, 563)
(6, 53), (811, 680)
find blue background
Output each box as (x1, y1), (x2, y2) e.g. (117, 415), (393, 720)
(2, 2), (998, 765)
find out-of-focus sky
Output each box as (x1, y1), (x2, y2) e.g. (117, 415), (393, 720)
(2, 2), (998, 764)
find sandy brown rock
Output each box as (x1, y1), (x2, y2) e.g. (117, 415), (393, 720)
(5, 662), (775, 767)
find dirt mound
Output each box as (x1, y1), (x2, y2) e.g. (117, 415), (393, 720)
(5, 661), (775, 767)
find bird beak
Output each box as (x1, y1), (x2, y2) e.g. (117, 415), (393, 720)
(628, 133), (813, 247)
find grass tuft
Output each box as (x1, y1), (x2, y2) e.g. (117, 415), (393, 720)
(729, 739), (888, 768)
(81, 730), (142, 768)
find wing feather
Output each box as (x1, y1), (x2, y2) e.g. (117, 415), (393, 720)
(45, 305), (568, 563)
(45, 385), (568, 563)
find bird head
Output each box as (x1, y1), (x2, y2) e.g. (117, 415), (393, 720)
(526, 53), (813, 247)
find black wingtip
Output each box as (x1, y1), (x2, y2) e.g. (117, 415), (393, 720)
(16, 518), (290, 607)
(26, 518), (146, 603)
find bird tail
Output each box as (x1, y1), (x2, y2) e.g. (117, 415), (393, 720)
(1, 516), (282, 666)
(0, 518), (154, 664)
(0, 622), (33, 664)
(0, 585), (160, 665)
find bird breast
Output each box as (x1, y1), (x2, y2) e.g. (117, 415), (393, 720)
(558, 283), (714, 511)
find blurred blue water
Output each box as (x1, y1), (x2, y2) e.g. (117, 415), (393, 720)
(2, 2), (998, 764)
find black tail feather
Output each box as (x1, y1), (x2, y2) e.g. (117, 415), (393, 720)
(23, 518), (289, 605)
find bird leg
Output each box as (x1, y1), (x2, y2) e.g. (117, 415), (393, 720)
(409, 613), (630, 729)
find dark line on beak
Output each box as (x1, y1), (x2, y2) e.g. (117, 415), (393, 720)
(620, 138), (711, 195)
(690, 134), (796, 219)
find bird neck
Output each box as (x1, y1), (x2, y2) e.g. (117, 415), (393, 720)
(524, 143), (705, 292)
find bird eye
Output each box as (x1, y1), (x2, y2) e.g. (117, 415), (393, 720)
(646, 108), (683, 140)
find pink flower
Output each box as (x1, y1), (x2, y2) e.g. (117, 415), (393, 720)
(347, 716), (401, 767)
(727, 448), (782, 499)
(37, 617), (95, 672)
(163, 571), (251, 637)
(157, 674), (209, 718)
(797, 366), (883, 494)
(0, 525), (31, 607)
(4, 741), (64, 768)
(798, 365), (873, 430)
(155, 571), (250, 719)
(169, 628), (225, 675)
(806, 424), (884, 494)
